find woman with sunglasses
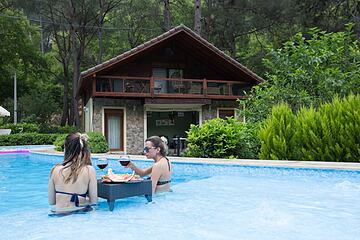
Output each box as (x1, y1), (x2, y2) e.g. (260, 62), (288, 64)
(125, 136), (171, 194)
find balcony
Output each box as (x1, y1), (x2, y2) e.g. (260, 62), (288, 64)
(93, 76), (250, 99)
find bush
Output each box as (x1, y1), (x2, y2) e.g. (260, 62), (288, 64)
(259, 103), (297, 160)
(0, 133), (59, 146)
(54, 134), (67, 151)
(185, 117), (260, 159)
(54, 132), (109, 153)
(259, 94), (360, 162)
(0, 123), (39, 134)
(39, 124), (78, 134)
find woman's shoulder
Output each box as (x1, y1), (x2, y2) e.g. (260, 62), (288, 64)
(51, 164), (63, 172)
(84, 165), (96, 174)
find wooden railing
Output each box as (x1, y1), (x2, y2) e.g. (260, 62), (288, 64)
(93, 76), (250, 99)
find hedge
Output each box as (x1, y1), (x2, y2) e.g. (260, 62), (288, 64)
(54, 132), (109, 153)
(0, 133), (59, 146)
(259, 94), (360, 162)
(0, 123), (39, 134)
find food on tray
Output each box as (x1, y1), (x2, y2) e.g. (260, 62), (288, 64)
(101, 169), (142, 182)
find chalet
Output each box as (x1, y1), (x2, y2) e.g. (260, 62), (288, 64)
(78, 25), (263, 155)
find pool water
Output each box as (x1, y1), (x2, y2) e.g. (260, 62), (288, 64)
(1, 153), (360, 240)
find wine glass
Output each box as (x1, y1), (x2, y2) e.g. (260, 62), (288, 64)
(96, 157), (108, 172)
(119, 155), (131, 167)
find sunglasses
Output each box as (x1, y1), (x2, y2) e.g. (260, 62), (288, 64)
(143, 146), (156, 153)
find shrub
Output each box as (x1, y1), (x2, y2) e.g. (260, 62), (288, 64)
(259, 94), (360, 162)
(0, 123), (39, 134)
(54, 134), (67, 151)
(39, 124), (78, 134)
(259, 103), (297, 160)
(0, 133), (59, 146)
(53, 132), (109, 153)
(185, 117), (260, 159)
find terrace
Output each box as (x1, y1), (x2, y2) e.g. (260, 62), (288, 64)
(93, 76), (250, 100)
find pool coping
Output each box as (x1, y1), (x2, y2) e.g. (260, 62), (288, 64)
(28, 147), (360, 171)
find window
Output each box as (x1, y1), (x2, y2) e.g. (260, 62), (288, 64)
(218, 109), (235, 120)
(152, 68), (184, 94)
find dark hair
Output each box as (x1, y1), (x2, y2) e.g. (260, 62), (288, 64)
(145, 135), (167, 156)
(60, 132), (91, 183)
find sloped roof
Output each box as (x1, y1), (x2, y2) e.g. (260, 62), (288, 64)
(80, 24), (263, 87)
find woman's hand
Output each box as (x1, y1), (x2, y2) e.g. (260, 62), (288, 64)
(124, 161), (133, 169)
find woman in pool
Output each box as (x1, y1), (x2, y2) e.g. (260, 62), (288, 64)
(125, 136), (172, 194)
(48, 133), (97, 214)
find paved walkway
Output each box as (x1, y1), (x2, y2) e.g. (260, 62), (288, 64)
(30, 146), (360, 171)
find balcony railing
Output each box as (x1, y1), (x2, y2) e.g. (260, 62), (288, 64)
(93, 76), (250, 99)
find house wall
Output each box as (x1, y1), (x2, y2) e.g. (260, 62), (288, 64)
(92, 98), (144, 154)
(92, 97), (238, 154)
(102, 40), (245, 81)
(202, 101), (239, 121)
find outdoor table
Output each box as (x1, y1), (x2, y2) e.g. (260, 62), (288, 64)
(97, 179), (152, 211)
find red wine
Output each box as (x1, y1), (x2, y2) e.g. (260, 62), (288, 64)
(97, 163), (108, 169)
(119, 160), (130, 166)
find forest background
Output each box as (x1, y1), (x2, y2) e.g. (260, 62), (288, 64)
(0, 0), (359, 127)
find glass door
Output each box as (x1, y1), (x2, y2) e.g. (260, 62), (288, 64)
(105, 109), (124, 151)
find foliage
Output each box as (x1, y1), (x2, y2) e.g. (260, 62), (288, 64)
(0, 123), (39, 134)
(242, 25), (360, 123)
(87, 132), (110, 153)
(38, 124), (78, 134)
(53, 134), (67, 151)
(0, 133), (58, 146)
(259, 103), (297, 160)
(259, 94), (360, 162)
(185, 117), (260, 159)
(54, 132), (109, 153)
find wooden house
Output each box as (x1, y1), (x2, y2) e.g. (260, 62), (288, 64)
(78, 25), (263, 154)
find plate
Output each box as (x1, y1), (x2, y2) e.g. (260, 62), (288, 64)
(102, 171), (135, 183)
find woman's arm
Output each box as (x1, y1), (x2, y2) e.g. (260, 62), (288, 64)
(48, 168), (56, 205)
(87, 166), (98, 205)
(127, 162), (152, 177)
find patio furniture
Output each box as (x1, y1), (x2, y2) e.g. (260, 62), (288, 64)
(97, 179), (152, 211)
(0, 129), (11, 135)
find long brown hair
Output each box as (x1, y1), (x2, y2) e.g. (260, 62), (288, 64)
(60, 132), (92, 184)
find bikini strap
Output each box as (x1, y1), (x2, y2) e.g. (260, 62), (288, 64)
(164, 157), (171, 171)
(55, 190), (88, 207)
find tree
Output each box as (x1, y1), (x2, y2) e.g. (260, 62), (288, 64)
(0, 9), (55, 122)
(242, 24), (360, 123)
(44, 0), (122, 127)
(194, 0), (201, 34)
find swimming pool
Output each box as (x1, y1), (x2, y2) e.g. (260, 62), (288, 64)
(0, 153), (360, 240)
(0, 145), (53, 154)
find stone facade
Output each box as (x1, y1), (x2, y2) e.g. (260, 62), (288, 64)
(92, 98), (144, 154)
(92, 98), (238, 154)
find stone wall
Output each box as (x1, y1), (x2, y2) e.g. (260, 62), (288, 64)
(92, 98), (238, 154)
(92, 98), (144, 154)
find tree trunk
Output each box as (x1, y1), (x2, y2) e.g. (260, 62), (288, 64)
(194, 0), (201, 35)
(352, 1), (360, 40)
(60, 62), (69, 126)
(163, 0), (171, 31)
(98, 0), (104, 63)
(71, 27), (81, 128)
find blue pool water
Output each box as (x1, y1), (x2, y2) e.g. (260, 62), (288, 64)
(1, 153), (360, 240)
